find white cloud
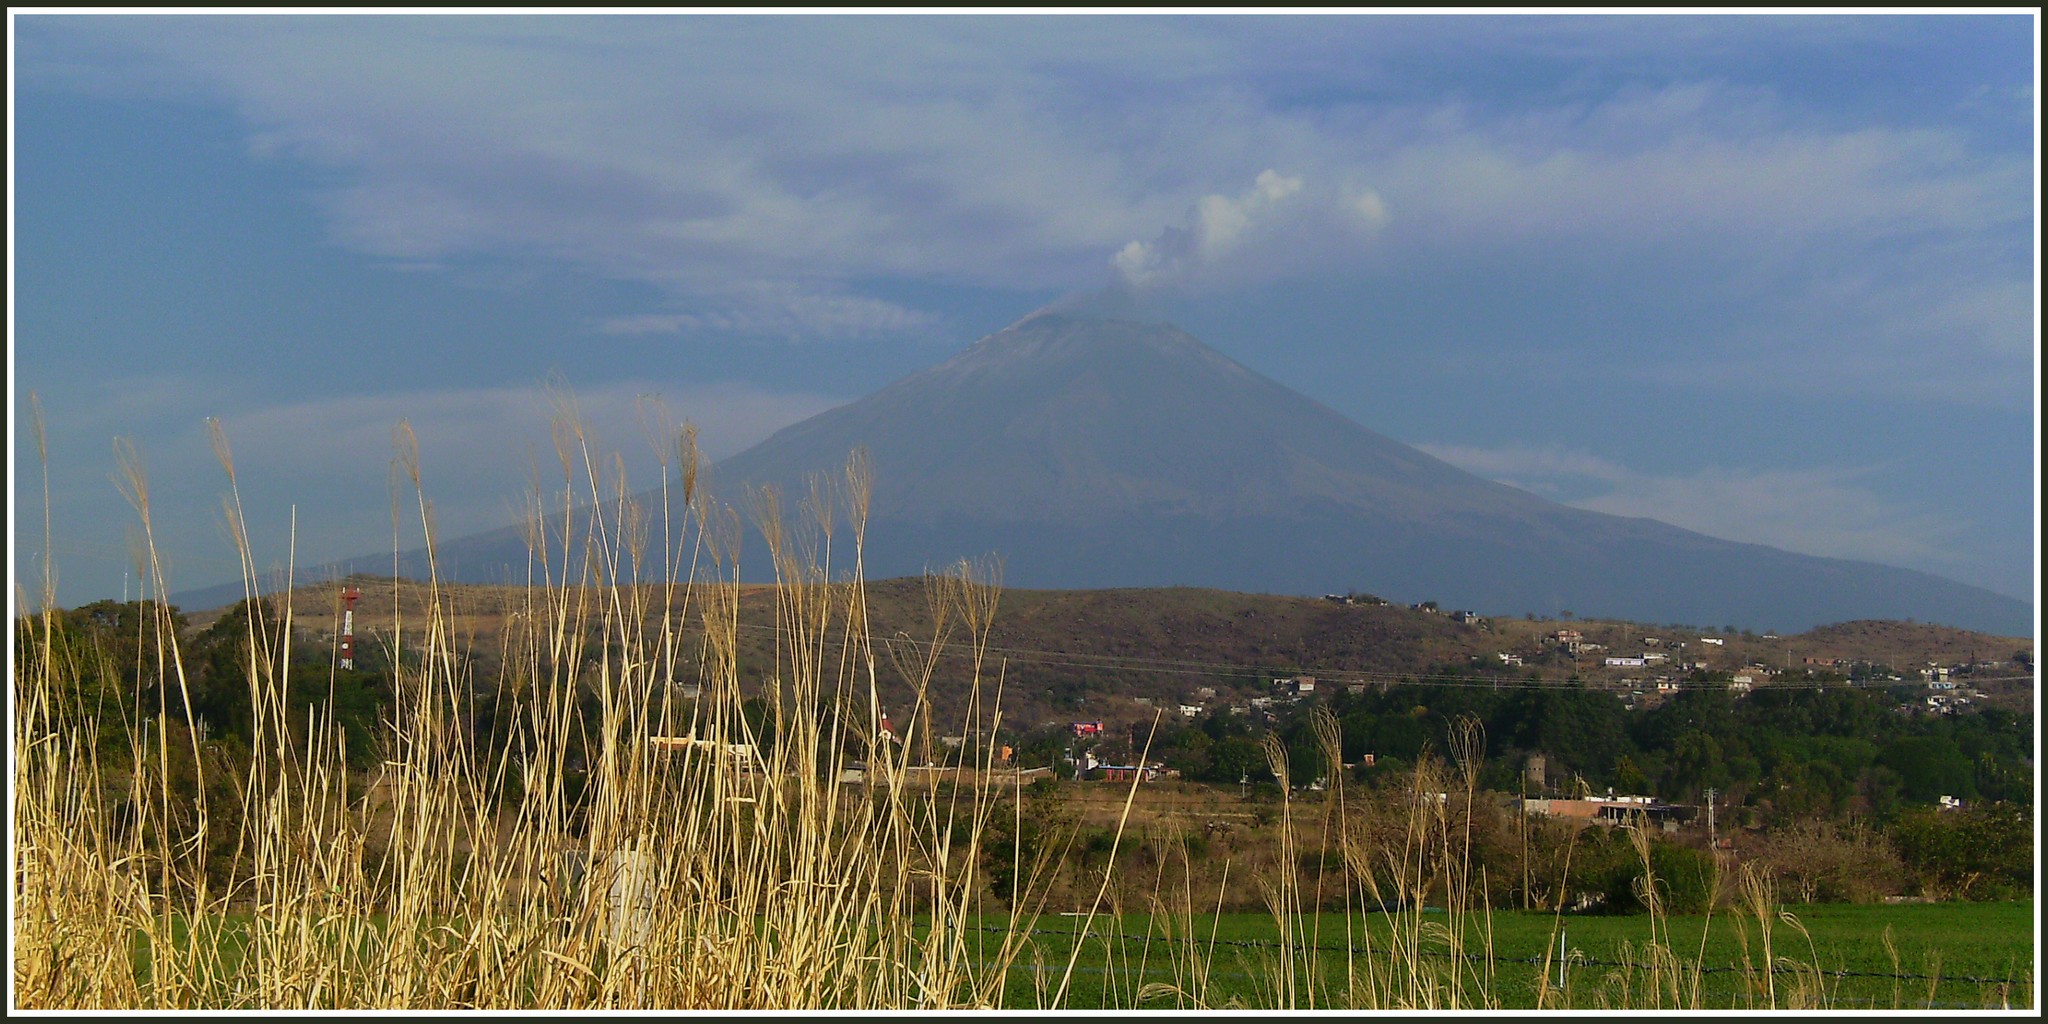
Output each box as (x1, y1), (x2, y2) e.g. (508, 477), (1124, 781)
(54, 17), (1179, 293)
(1113, 170), (1388, 292)
(209, 379), (841, 485)
(596, 288), (941, 341)
(17, 17), (2030, 380)
(1571, 469), (1959, 572)
(1413, 442), (1631, 488)
(1114, 169), (1299, 286)
(18, 377), (844, 602)
(1416, 441), (1994, 589)
(1350, 103), (2027, 272)
(17, 15), (2029, 613)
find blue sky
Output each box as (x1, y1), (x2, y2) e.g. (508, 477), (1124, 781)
(9, 12), (2039, 611)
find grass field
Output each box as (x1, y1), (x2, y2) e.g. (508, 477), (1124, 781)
(16, 415), (2036, 1012)
(957, 902), (2035, 1010)
(123, 901), (2030, 1010)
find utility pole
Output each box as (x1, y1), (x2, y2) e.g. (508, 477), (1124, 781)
(340, 584), (362, 670)
(1521, 786), (1531, 910)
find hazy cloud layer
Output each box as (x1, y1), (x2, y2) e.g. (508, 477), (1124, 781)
(1416, 440), (2012, 598)
(1113, 170), (1388, 292)
(18, 15), (2032, 389)
(18, 378), (842, 597)
(597, 286), (942, 341)
(14, 15), (2034, 608)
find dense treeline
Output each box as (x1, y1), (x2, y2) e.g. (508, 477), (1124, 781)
(21, 598), (393, 893)
(1055, 669), (2030, 823)
(1001, 666), (2032, 905)
(21, 600), (2032, 909)
(34, 598), (390, 770)
(43, 601), (2025, 826)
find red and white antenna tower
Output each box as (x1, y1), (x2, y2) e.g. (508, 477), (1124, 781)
(340, 584), (362, 670)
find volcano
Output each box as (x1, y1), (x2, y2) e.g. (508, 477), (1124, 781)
(190, 312), (2033, 635)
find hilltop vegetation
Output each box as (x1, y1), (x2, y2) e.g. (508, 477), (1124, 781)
(178, 574), (2035, 731)
(15, 485), (2034, 1011)
(42, 573), (2033, 915)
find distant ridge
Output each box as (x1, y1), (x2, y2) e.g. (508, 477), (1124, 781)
(175, 313), (2034, 637)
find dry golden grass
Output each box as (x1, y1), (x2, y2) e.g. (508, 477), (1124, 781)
(14, 405), (1049, 1010)
(14, 398), (2008, 1012)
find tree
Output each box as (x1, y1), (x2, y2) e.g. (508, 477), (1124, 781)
(1645, 841), (1719, 915)
(1281, 724), (1328, 789)
(1757, 819), (1904, 903)
(54, 599), (188, 727)
(184, 598), (286, 744)
(1158, 727), (1214, 778)
(1611, 754), (1649, 795)
(1663, 729), (1729, 804)
(1204, 736), (1267, 785)
(1506, 685), (1629, 788)
(1012, 724), (1073, 771)
(1877, 736), (1975, 804)
(1856, 764), (1905, 819)
(1890, 802), (2032, 900)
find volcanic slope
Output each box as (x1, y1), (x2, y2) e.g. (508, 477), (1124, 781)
(692, 312), (2027, 635)
(190, 312), (2031, 636)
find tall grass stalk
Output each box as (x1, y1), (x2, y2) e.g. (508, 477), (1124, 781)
(13, 416), (1050, 1010)
(13, 410), (2013, 1012)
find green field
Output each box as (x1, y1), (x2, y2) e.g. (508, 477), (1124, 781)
(955, 901), (2036, 1010)
(126, 900), (2028, 1009)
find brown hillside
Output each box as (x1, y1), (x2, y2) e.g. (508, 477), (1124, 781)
(210, 575), (2035, 732)
(1794, 619), (2032, 668)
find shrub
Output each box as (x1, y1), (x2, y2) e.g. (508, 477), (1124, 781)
(1575, 829), (1717, 915)
(1890, 802), (2033, 901)
(1644, 841), (1718, 915)
(1753, 818), (1904, 904)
